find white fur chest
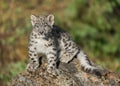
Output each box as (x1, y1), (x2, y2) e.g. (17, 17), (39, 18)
(34, 38), (48, 54)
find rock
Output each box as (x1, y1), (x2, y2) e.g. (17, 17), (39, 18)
(10, 59), (120, 86)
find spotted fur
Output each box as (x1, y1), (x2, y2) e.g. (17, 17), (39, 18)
(27, 14), (102, 76)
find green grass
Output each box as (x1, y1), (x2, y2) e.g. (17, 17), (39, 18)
(0, 61), (26, 86)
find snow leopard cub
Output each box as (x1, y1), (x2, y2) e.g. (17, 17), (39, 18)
(27, 14), (103, 76)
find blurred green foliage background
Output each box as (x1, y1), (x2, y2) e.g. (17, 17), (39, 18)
(0, 0), (120, 85)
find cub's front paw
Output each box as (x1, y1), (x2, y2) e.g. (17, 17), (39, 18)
(26, 61), (39, 72)
(47, 67), (59, 76)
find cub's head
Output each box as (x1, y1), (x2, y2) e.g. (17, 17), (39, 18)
(30, 14), (54, 31)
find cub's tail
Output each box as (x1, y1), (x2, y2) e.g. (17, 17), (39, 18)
(77, 50), (103, 77)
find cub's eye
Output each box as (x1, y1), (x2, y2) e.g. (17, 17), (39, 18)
(35, 24), (39, 28)
(44, 23), (48, 26)
(36, 25), (39, 28)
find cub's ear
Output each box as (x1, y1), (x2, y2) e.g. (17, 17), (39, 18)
(47, 14), (54, 26)
(30, 14), (37, 26)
